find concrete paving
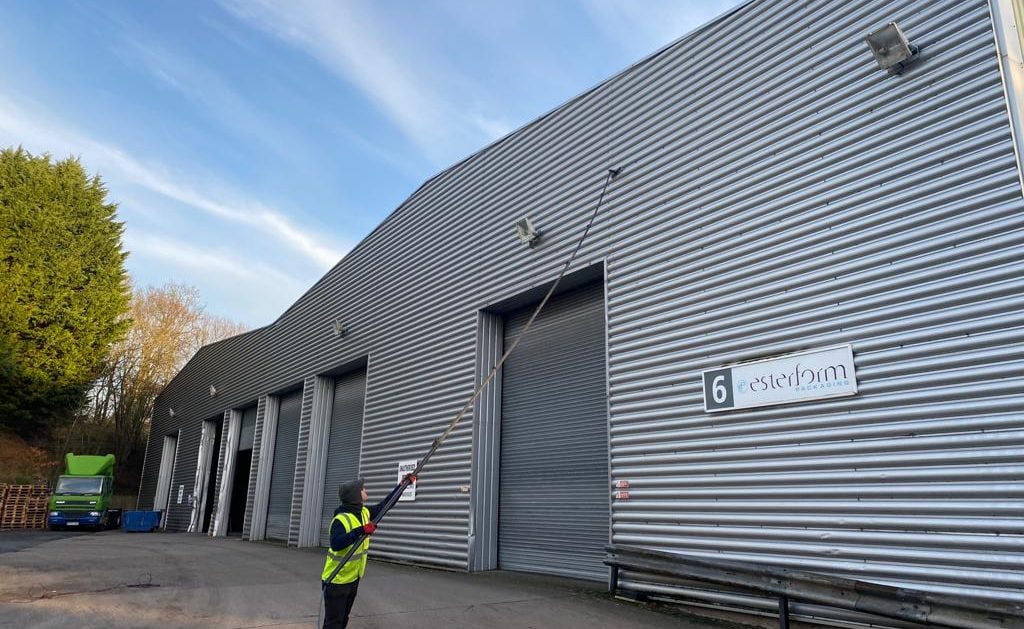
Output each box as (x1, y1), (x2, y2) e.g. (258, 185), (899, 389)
(0, 530), (740, 628)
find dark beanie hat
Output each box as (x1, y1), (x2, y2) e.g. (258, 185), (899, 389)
(338, 477), (365, 510)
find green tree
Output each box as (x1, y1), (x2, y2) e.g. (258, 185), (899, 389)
(0, 147), (130, 442)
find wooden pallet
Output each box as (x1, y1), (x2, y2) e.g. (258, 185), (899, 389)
(0, 484), (50, 529)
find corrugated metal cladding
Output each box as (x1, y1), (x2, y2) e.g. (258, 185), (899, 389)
(499, 282), (609, 580)
(136, 0), (1024, 614)
(604, 0), (1024, 609)
(266, 390), (301, 541)
(320, 370), (367, 546)
(287, 378), (316, 547)
(242, 395), (268, 540)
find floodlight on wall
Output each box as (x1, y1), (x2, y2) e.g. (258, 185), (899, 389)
(209, 385), (218, 397)
(168, 408), (175, 418)
(865, 22), (920, 75)
(332, 318), (348, 339)
(515, 217), (540, 248)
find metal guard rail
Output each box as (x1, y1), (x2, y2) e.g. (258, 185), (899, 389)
(605, 545), (1024, 629)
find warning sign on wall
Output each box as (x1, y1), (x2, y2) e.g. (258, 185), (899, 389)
(397, 460), (418, 501)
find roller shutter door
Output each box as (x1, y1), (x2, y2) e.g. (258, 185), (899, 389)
(499, 281), (609, 580)
(238, 406), (256, 451)
(266, 390), (302, 541)
(319, 370), (367, 546)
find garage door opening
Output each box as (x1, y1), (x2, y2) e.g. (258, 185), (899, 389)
(265, 390), (302, 542)
(153, 433), (179, 529)
(498, 280), (609, 581)
(228, 406), (257, 535)
(199, 419), (223, 533)
(319, 368), (367, 546)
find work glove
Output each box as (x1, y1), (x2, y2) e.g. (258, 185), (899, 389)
(362, 521), (377, 535)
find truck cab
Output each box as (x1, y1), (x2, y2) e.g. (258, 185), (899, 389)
(48, 454), (120, 530)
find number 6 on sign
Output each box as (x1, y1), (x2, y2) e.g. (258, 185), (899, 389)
(712, 375), (728, 404)
(702, 368), (734, 411)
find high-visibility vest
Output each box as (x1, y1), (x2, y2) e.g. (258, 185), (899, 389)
(321, 507), (371, 584)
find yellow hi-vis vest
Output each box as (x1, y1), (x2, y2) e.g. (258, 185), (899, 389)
(321, 507), (371, 584)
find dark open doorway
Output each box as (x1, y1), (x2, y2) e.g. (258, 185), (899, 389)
(228, 448), (252, 534)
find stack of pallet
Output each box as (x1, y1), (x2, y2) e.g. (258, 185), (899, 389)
(0, 483), (50, 529)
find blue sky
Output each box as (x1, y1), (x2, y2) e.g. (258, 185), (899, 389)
(0, 0), (736, 327)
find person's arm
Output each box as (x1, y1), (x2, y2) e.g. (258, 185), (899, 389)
(330, 517), (370, 552)
(368, 481), (409, 520)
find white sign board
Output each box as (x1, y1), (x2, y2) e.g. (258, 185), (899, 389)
(177, 484), (184, 504)
(397, 460), (418, 502)
(703, 345), (857, 412)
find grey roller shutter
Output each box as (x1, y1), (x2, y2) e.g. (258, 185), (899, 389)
(238, 406), (256, 451)
(266, 390), (302, 541)
(499, 281), (609, 581)
(320, 370), (367, 546)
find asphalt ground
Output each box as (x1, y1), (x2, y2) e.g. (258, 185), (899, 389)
(0, 529), (758, 629)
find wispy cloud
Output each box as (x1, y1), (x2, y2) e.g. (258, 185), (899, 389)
(124, 231), (305, 324)
(219, 0), (508, 166)
(125, 231), (300, 288)
(0, 95), (346, 269)
(579, 0), (738, 57)
(117, 36), (305, 164)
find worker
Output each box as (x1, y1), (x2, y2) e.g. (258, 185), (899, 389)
(321, 475), (414, 629)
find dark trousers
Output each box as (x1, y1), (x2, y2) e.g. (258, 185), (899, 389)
(323, 578), (360, 629)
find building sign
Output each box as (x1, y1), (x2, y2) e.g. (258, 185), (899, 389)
(397, 460), (418, 502)
(703, 345), (857, 412)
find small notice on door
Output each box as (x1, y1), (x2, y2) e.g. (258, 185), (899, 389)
(177, 485), (184, 504)
(397, 460), (417, 502)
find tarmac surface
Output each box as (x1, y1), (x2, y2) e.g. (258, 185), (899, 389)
(0, 529), (745, 628)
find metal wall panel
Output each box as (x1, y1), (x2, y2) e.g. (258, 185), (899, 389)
(244, 395), (272, 540)
(469, 311), (503, 571)
(288, 377), (316, 547)
(211, 409), (240, 537)
(299, 376), (334, 547)
(266, 390), (302, 542)
(136, 0), (1023, 608)
(153, 434), (178, 513)
(319, 370), (367, 546)
(498, 282), (609, 581)
(188, 419), (218, 533)
(603, 0), (1024, 608)
(164, 422), (199, 532)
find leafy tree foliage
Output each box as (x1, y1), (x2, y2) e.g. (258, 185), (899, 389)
(0, 147), (130, 442)
(75, 283), (247, 491)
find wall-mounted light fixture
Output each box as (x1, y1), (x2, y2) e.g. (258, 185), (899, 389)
(209, 385), (218, 397)
(515, 217), (540, 248)
(168, 408), (175, 418)
(865, 22), (920, 75)
(332, 318), (348, 339)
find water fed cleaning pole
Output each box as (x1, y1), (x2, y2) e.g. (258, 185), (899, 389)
(321, 166), (622, 586)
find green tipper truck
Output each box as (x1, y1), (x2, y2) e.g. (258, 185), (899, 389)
(48, 453), (121, 530)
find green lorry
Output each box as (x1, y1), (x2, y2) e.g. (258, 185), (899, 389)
(48, 453), (121, 530)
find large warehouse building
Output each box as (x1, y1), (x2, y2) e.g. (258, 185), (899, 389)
(139, 0), (1024, 623)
